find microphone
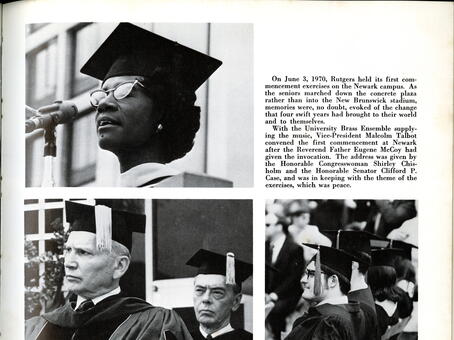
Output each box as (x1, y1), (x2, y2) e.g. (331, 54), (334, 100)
(25, 101), (78, 133)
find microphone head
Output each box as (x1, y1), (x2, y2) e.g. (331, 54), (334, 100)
(56, 101), (78, 123)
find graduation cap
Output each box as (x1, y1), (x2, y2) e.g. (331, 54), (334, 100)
(80, 23), (222, 92)
(186, 249), (252, 287)
(371, 248), (406, 267)
(65, 200), (145, 252)
(304, 244), (355, 296)
(321, 230), (372, 265)
(367, 232), (390, 250)
(387, 240), (418, 261)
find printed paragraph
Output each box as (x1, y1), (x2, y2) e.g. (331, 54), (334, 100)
(264, 75), (418, 189)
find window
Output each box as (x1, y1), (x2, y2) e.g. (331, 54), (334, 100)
(70, 24), (100, 96)
(67, 111), (98, 186)
(24, 200), (67, 318)
(26, 23), (100, 187)
(26, 39), (58, 109)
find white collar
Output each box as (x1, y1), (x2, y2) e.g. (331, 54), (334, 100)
(349, 280), (368, 292)
(199, 324), (234, 338)
(317, 295), (349, 306)
(119, 163), (179, 187)
(75, 287), (121, 309)
(375, 299), (398, 317)
(270, 233), (286, 249)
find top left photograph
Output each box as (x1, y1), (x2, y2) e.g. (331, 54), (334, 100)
(25, 22), (253, 187)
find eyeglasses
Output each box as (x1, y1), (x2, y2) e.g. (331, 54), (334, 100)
(89, 80), (146, 108)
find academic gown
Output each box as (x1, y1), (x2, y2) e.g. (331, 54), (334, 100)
(191, 329), (252, 340)
(119, 163), (179, 187)
(349, 288), (380, 340)
(395, 286), (413, 319)
(25, 294), (193, 340)
(284, 302), (366, 340)
(348, 287), (376, 313)
(375, 303), (399, 336)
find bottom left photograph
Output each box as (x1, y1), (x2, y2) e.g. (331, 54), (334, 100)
(23, 198), (253, 340)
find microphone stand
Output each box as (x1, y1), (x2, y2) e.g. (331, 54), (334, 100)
(41, 123), (57, 187)
(27, 100), (78, 187)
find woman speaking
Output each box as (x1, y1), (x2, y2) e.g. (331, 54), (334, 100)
(80, 23), (222, 187)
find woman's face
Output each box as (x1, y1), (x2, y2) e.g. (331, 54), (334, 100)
(94, 75), (159, 153)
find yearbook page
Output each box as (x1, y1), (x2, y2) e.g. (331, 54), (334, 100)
(1, 1), (452, 339)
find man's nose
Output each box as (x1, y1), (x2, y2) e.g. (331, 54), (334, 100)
(97, 92), (117, 113)
(64, 253), (77, 269)
(301, 272), (308, 285)
(201, 290), (213, 304)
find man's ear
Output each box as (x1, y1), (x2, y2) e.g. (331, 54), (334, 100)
(327, 275), (338, 288)
(113, 256), (131, 280)
(231, 293), (242, 312)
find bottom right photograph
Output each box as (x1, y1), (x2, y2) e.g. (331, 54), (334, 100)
(265, 199), (418, 340)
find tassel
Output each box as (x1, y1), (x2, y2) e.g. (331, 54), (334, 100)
(336, 230), (341, 249)
(226, 252), (236, 285)
(95, 205), (112, 252)
(314, 246), (322, 296)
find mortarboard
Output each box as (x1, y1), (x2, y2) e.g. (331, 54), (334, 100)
(80, 23), (222, 92)
(367, 232), (390, 250)
(304, 244), (355, 295)
(371, 248), (406, 267)
(387, 240), (418, 261)
(65, 200), (145, 252)
(186, 249), (252, 287)
(369, 236), (418, 261)
(321, 230), (372, 265)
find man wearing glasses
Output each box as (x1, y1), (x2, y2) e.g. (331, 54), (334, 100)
(81, 23), (222, 187)
(284, 245), (366, 340)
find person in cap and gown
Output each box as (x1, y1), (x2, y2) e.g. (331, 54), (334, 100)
(368, 248), (407, 338)
(186, 249), (253, 340)
(265, 211), (304, 340)
(322, 230), (380, 340)
(285, 245), (366, 340)
(25, 201), (192, 340)
(81, 23), (222, 187)
(387, 241), (418, 340)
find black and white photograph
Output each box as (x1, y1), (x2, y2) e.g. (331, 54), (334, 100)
(24, 199), (253, 339)
(25, 23), (253, 187)
(0, 2), (452, 340)
(265, 199), (418, 340)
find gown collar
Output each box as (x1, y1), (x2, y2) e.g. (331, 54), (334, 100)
(119, 163), (179, 187)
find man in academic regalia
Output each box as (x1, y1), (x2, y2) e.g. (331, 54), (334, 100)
(186, 249), (253, 340)
(285, 245), (366, 340)
(322, 230), (380, 340)
(25, 201), (193, 340)
(265, 211), (304, 340)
